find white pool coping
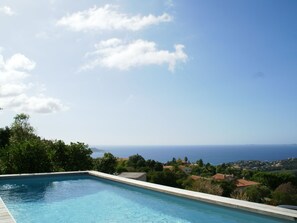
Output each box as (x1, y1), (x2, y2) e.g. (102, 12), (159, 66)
(0, 171), (296, 222)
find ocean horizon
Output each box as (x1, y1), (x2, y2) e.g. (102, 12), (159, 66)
(91, 144), (297, 165)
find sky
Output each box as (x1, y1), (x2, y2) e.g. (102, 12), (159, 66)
(0, 0), (296, 146)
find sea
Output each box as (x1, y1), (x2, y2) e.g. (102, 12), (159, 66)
(91, 145), (297, 165)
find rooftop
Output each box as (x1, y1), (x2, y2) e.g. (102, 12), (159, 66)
(212, 173), (234, 181)
(118, 172), (147, 181)
(236, 179), (260, 188)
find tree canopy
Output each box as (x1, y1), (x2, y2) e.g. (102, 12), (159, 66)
(93, 152), (117, 174)
(0, 114), (93, 174)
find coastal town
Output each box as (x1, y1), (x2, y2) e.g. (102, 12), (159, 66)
(228, 158), (297, 171)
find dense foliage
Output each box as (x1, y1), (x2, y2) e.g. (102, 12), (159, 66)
(0, 114), (93, 173)
(93, 152), (117, 174)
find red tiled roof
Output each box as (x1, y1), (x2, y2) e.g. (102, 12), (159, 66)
(212, 173), (234, 181)
(236, 179), (260, 187)
(190, 175), (201, 180)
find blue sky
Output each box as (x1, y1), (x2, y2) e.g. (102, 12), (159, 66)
(0, 0), (296, 145)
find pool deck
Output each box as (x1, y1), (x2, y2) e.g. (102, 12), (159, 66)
(0, 198), (16, 223)
(0, 171), (297, 222)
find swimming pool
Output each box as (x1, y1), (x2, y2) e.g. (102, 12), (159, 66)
(0, 172), (295, 223)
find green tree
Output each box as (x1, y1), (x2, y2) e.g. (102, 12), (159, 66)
(146, 159), (163, 171)
(176, 158), (183, 165)
(224, 167), (241, 176)
(241, 169), (255, 180)
(1, 114), (52, 173)
(148, 171), (180, 187)
(243, 185), (271, 203)
(6, 139), (52, 173)
(271, 182), (297, 205)
(50, 140), (68, 171)
(127, 154), (146, 170)
(191, 179), (223, 196)
(172, 157), (176, 164)
(0, 127), (10, 149)
(166, 157), (177, 165)
(216, 163), (227, 174)
(201, 163), (216, 177)
(10, 113), (36, 143)
(154, 162), (163, 171)
(0, 114), (95, 174)
(146, 159), (156, 170)
(196, 159), (204, 167)
(217, 180), (237, 197)
(175, 170), (188, 188)
(115, 165), (127, 173)
(115, 158), (128, 173)
(252, 172), (297, 190)
(183, 177), (195, 189)
(93, 153), (117, 174)
(65, 142), (93, 171)
(191, 165), (203, 175)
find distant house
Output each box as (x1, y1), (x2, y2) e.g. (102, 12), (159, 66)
(212, 173), (234, 181)
(118, 172), (147, 182)
(236, 179), (259, 188)
(190, 175), (202, 181)
(163, 165), (174, 171)
(179, 165), (192, 175)
(163, 165), (192, 174)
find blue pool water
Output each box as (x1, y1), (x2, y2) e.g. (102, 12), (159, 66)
(0, 174), (292, 223)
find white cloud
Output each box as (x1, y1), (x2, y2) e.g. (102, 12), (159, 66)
(5, 53), (36, 71)
(57, 5), (172, 32)
(0, 6), (16, 16)
(10, 94), (66, 113)
(0, 54), (30, 82)
(0, 83), (30, 97)
(82, 39), (187, 72)
(0, 53), (68, 113)
(96, 38), (122, 48)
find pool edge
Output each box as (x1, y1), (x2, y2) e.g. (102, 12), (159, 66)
(0, 171), (89, 180)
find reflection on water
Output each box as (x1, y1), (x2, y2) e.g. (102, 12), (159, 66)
(0, 183), (48, 203)
(0, 174), (103, 203)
